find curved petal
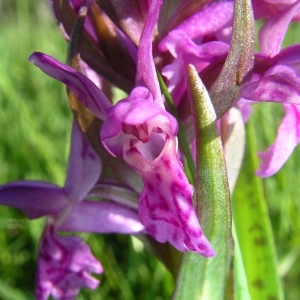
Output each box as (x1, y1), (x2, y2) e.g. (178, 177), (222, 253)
(29, 52), (112, 120)
(252, 0), (300, 21)
(64, 121), (101, 203)
(275, 44), (300, 72)
(166, 1), (233, 41)
(259, 1), (300, 56)
(256, 104), (300, 177)
(159, 29), (229, 103)
(58, 200), (145, 234)
(0, 181), (68, 219)
(240, 65), (300, 104)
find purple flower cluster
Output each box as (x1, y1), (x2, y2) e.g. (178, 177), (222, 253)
(1, 0), (300, 298)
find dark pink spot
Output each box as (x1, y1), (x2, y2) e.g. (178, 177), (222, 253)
(159, 201), (169, 211)
(197, 243), (208, 251)
(147, 224), (157, 235)
(170, 181), (188, 197)
(163, 158), (171, 169)
(184, 239), (196, 251)
(127, 147), (141, 155)
(155, 173), (162, 182)
(148, 184), (154, 192)
(172, 232), (178, 242)
(143, 194), (151, 210)
(177, 171), (183, 180)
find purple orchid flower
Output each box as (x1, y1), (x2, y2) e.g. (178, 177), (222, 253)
(156, 0), (300, 178)
(101, 0), (215, 257)
(0, 121), (144, 299)
(29, 0), (215, 258)
(240, 0), (300, 176)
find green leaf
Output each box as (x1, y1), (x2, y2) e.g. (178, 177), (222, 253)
(233, 222), (251, 300)
(232, 119), (284, 300)
(172, 65), (231, 300)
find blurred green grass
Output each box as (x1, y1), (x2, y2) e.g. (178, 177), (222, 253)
(0, 1), (300, 299)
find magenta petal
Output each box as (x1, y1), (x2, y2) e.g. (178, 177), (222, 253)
(240, 65), (300, 104)
(136, 0), (163, 101)
(256, 104), (300, 177)
(169, 1), (233, 41)
(124, 131), (215, 257)
(101, 87), (177, 157)
(29, 52), (112, 120)
(259, 1), (300, 56)
(0, 181), (68, 219)
(36, 224), (102, 300)
(159, 29), (229, 103)
(64, 121), (101, 203)
(275, 44), (300, 71)
(58, 200), (145, 234)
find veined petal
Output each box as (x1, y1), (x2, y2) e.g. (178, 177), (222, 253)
(29, 52), (111, 120)
(240, 65), (300, 104)
(164, 1), (233, 42)
(256, 104), (300, 177)
(252, 0), (300, 20)
(123, 119), (215, 257)
(259, 0), (300, 56)
(0, 181), (68, 219)
(58, 200), (145, 234)
(159, 29), (229, 103)
(64, 121), (101, 203)
(36, 224), (102, 300)
(274, 44), (300, 72)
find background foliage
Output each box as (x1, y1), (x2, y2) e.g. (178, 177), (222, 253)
(0, 1), (299, 299)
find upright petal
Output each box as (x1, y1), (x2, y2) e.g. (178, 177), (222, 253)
(259, 1), (300, 56)
(136, 0), (163, 102)
(64, 121), (101, 202)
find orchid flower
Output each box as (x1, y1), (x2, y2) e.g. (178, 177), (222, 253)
(30, 0), (215, 257)
(99, 0), (215, 257)
(156, 0), (300, 177)
(240, 0), (300, 176)
(0, 121), (144, 299)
